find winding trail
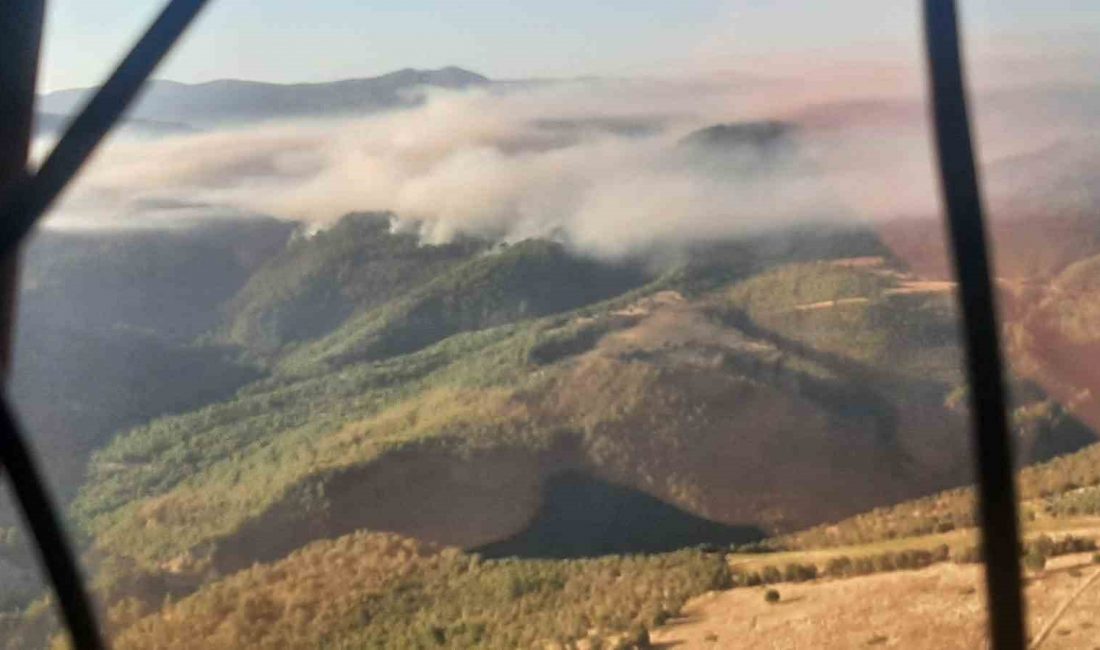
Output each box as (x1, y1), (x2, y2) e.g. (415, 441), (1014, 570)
(1029, 567), (1100, 649)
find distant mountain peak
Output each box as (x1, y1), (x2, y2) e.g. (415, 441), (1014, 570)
(435, 65), (490, 81)
(372, 66), (490, 87)
(38, 66), (492, 126)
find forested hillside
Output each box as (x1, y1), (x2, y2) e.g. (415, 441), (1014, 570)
(8, 115), (1100, 645)
(6, 188), (1100, 648)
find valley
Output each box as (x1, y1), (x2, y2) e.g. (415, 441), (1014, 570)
(0, 209), (956, 642)
(7, 62), (1100, 648)
(7, 204), (1100, 648)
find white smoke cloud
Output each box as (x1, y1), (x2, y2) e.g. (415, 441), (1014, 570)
(40, 73), (1100, 258)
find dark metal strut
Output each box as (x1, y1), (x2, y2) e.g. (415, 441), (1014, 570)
(2, 2), (108, 648)
(923, 1), (1027, 649)
(0, 400), (105, 649)
(0, 0), (211, 648)
(0, 0), (214, 259)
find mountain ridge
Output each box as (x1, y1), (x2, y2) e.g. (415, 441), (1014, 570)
(38, 66), (491, 126)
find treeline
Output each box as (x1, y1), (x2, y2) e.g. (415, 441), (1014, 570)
(780, 438), (1100, 551)
(1045, 485), (1100, 517)
(731, 535), (1098, 587)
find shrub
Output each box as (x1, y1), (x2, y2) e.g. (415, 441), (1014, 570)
(712, 567), (735, 591)
(873, 553), (897, 572)
(1092, 553), (1100, 565)
(910, 549), (933, 569)
(852, 557), (875, 576)
(1070, 536), (1097, 553)
(732, 541), (779, 554)
(953, 545), (981, 564)
(932, 544), (951, 562)
(1024, 534), (1096, 561)
(764, 589), (781, 604)
(783, 563), (817, 582)
(695, 543), (723, 555)
(621, 625), (651, 649)
(825, 556), (853, 578)
(761, 566), (782, 584)
(1023, 552), (1047, 573)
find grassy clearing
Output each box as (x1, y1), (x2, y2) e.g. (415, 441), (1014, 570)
(653, 550), (1100, 650)
(720, 261), (960, 375)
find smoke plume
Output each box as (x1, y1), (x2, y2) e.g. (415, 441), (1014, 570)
(41, 72), (1100, 259)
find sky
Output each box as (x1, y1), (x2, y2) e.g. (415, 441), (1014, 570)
(37, 0), (1100, 92)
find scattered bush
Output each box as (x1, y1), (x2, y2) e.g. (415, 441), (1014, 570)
(873, 553), (897, 573)
(783, 563), (817, 582)
(1033, 534), (1055, 558)
(742, 571), (763, 587)
(731, 535), (1095, 597)
(1023, 552), (1047, 573)
(764, 589), (781, 604)
(825, 556), (854, 578)
(953, 545), (982, 564)
(761, 566), (783, 584)
(1057, 535), (1096, 554)
(910, 549), (934, 569)
(852, 557), (875, 576)
(694, 543), (725, 555)
(1022, 534), (1097, 566)
(621, 624), (652, 649)
(776, 434), (1100, 552)
(731, 541), (781, 554)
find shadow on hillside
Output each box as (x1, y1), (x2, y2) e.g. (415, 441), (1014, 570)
(475, 471), (764, 559)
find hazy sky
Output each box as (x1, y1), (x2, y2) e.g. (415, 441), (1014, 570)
(38, 1), (1100, 91)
